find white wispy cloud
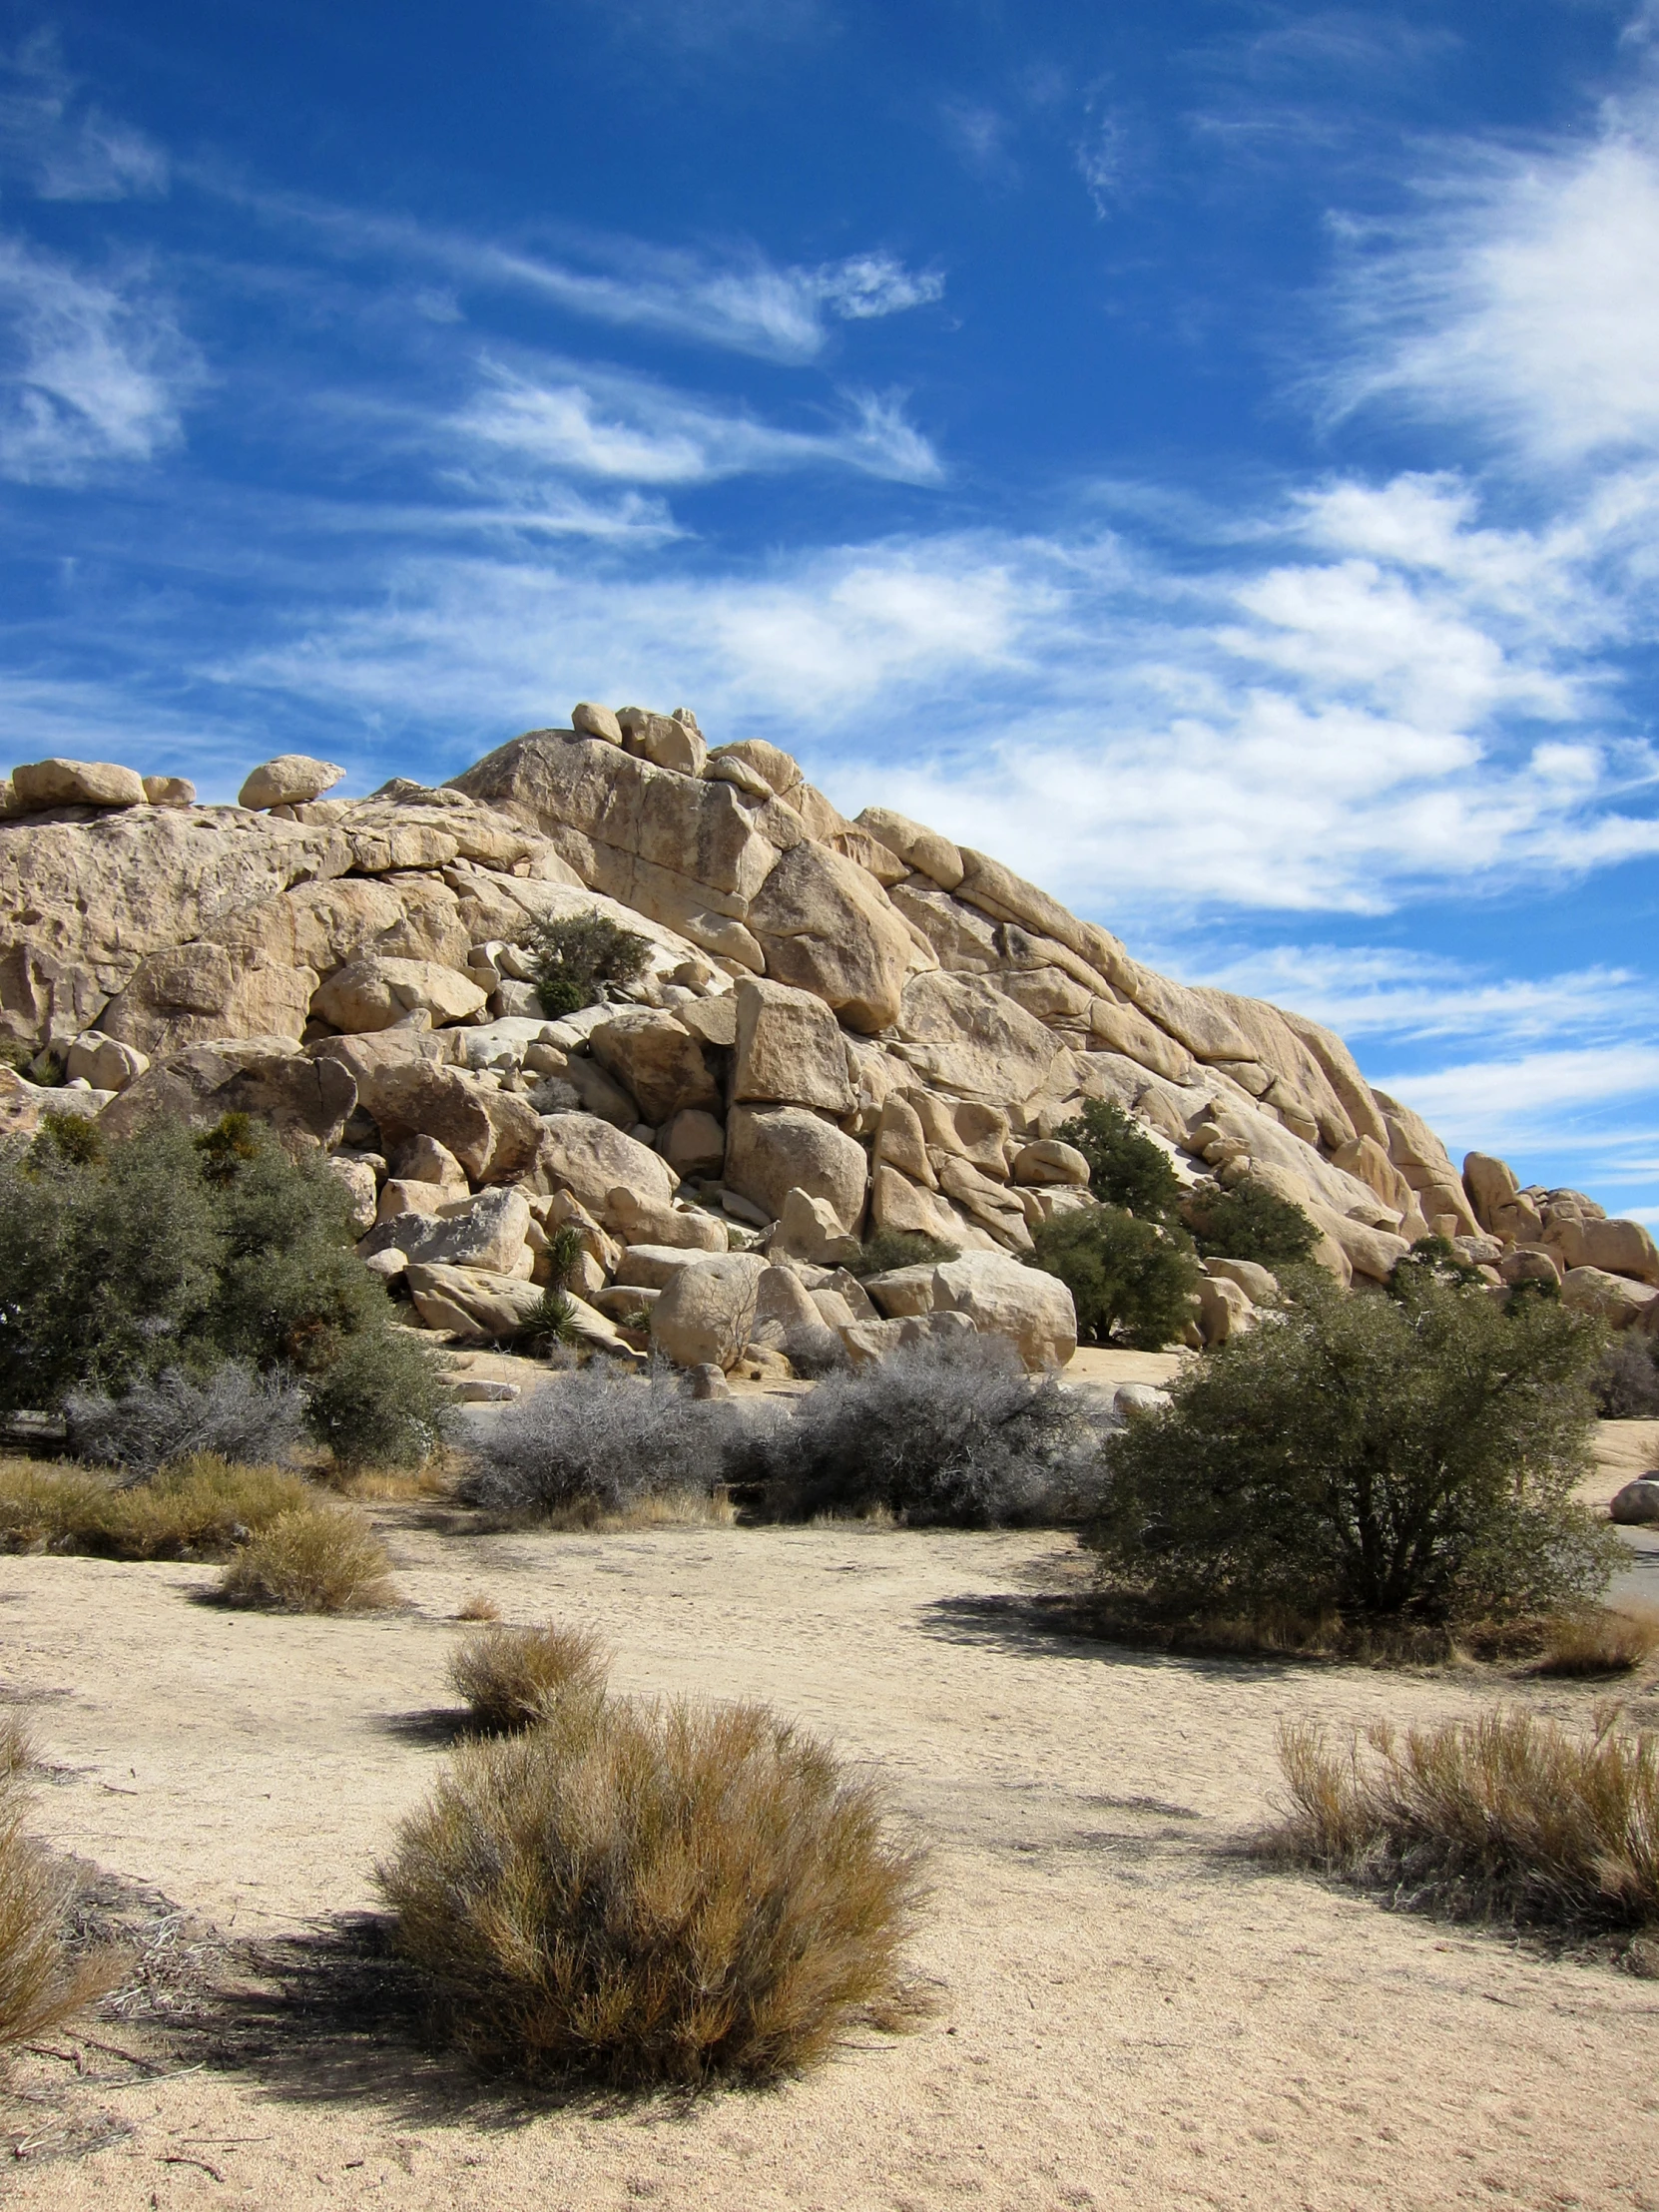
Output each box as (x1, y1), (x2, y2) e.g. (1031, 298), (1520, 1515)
(1377, 1045), (1659, 1141)
(0, 32), (169, 201)
(0, 235), (204, 482)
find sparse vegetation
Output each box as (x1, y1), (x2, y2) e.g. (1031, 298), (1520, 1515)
(839, 1228), (959, 1281)
(1093, 1267), (1617, 1629)
(1181, 1176), (1320, 1270)
(0, 1452), (311, 1559)
(1265, 1708), (1659, 1941)
(0, 1718), (118, 2052)
(217, 1503), (400, 1612)
(460, 1361), (733, 1517)
(378, 1692), (926, 2085)
(744, 1335), (1112, 1527)
(526, 912), (652, 1018)
(1537, 1608), (1659, 1677)
(1596, 1332), (1659, 1417)
(64, 1362), (307, 1473)
(1028, 1205), (1202, 1350)
(449, 1621), (611, 1731)
(1055, 1099), (1182, 1224)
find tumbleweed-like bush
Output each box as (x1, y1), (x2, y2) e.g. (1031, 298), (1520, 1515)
(746, 1334), (1112, 1527)
(1265, 1707), (1659, 1938)
(1536, 1607), (1659, 1677)
(64, 1362), (308, 1474)
(449, 1621), (611, 1732)
(460, 1359), (735, 1516)
(217, 1502), (400, 1612)
(377, 1693), (927, 2085)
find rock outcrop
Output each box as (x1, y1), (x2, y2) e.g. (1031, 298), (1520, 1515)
(5, 707), (1651, 1377)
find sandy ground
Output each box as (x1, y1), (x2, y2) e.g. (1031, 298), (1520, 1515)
(1, 1410), (1658, 2209)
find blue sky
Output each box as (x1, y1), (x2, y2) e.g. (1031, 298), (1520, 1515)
(3, 2), (1658, 1214)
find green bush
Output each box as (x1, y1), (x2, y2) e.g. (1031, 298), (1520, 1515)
(1092, 1267), (1617, 1625)
(1054, 1100), (1182, 1224)
(0, 1113), (449, 1465)
(840, 1227), (959, 1280)
(527, 912), (651, 1018)
(1181, 1176), (1319, 1270)
(1029, 1206), (1201, 1350)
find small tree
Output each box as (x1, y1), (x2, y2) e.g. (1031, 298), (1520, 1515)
(841, 1228), (959, 1280)
(1055, 1100), (1182, 1224)
(527, 912), (651, 1017)
(1093, 1268), (1617, 1624)
(1181, 1176), (1319, 1270)
(1029, 1206), (1201, 1350)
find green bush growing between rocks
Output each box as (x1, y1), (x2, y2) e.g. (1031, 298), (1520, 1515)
(0, 1113), (450, 1466)
(839, 1228), (959, 1281)
(1597, 1333), (1659, 1417)
(377, 1692), (927, 2086)
(1092, 1267), (1617, 1628)
(1181, 1177), (1320, 1271)
(1055, 1099), (1183, 1224)
(526, 912), (651, 1018)
(1029, 1205), (1202, 1351)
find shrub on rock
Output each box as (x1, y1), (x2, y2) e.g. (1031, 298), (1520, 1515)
(1093, 1268), (1617, 1626)
(1055, 1099), (1182, 1224)
(526, 912), (651, 1017)
(377, 1693), (926, 2085)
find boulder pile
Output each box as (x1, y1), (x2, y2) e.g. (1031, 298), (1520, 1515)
(3, 721), (1654, 1376)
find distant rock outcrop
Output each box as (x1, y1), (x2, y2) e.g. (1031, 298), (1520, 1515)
(3, 717), (1652, 1375)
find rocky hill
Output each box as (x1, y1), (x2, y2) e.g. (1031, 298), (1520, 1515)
(3, 710), (1655, 1376)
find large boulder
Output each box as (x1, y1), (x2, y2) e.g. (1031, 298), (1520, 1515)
(1463, 1151), (1520, 1232)
(929, 1253), (1077, 1371)
(239, 756), (344, 809)
(661, 1107), (726, 1180)
(311, 956), (487, 1033)
(650, 1252), (770, 1370)
(731, 977), (855, 1113)
(99, 940), (319, 1056)
(588, 1009), (718, 1124)
(528, 1112), (678, 1224)
(605, 1187), (729, 1252)
(1561, 1268), (1659, 1328)
(745, 841), (914, 1034)
(99, 1037), (358, 1148)
(404, 1262), (544, 1338)
(892, 971), (1063, 1102)
(1545, 1215), (1659, 1286)
(65, 1031), (148, 1092)
(1011, 1139), (1090, 1187)
(1609, 1478), (1659, 1526)
(392, 1186), (531, 1273)
(318, 1042), (541, 1184)
(724, 1104), (868, 1232)
(868, 1162), (985, 1248)
(619, 707), (707, 778)
(853, 806), (964, 890)
(12, 759), (147, 810)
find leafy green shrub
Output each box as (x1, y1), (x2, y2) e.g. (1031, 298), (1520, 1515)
(743, 1335), (1111, 1526)
(839, 1228), (959, 1280)
(527, 912), (651, 1018)
(1093, 1268), (1616, 1626)
(1029, 1205), (1201, 1350)
(449, 1621), (611, 1731)
(1055, 1099), (1182, 1223)
(0, 1452), (310, 1558)
(217, 1502), (400, 1611)
(1181, 1176), (1319, 1269)
(1266, 1708), (1659, 1939)
(377, 1692), (926, 2085)
(0, 1113), (450, 1465)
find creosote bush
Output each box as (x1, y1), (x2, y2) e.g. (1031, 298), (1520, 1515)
(449, 1621), (611, 1732)
(0, 1112), (451, 1466)
(0, 1719), (118, 2051)
(64, 1363), (307, 1474)
(1265, 1708), (1659, 1940)
(377, 1692), (927, 2086)
(839, 1228), (959, 1281)
(1093, 1267), (1617, 1628)
(0, 1452), (311, 1559)
(1054, 1099), (1182, 1224)
(742, 1335), (1112, 1527)
(217, 1503), (400, 1612)
(1029, 1205), (1201, 1350)
(1181, 1177), (1319, 1271)
(527, 912), (651, 1018)
(461, 1360), (733, 1517)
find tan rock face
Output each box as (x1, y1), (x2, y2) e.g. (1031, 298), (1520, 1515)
(65, 1032), (148, 1092)
(1562, 1267), (1659, 1328)
(12, 759), (147, 810)
(588, 1009), (718, 1125)
(1462, 1150), (1520, 1231)
(1546, 1215), (1659, 1285)
(527, 1113), (679, 1223)
(240, 756), (345, 809)
(605, 1188), (728, 1252)
(1012, 1139), (1090, 1187)
(311, 956), (487, 1033)
(661, 1107), (726, 1180)
(854, 806), (964, 890)
(747, 840), (913, 1033)
(725, 1103), (868, 1231)
(99, 941), (319, 1057)
(619, 708), (707, 779)
(873, 1095), (934, 1185)
(732, 976), (855, 1113)
(318, 1044), (540, 1184)
(100, 1039), (357, 1148)
(650, 1252), (770, 1370)
(894, 971), (1062, 1102)
(571, 702), (623, 745)
(930, 1252), (1077, 1371)
(405, 1262), (543, 1338)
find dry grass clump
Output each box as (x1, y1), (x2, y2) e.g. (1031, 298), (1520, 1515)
(217, 1503), (400, 1613)
(0, 1452), (310, 1559)
(454, 1593), (501, 1623)
(1536, 1607), (1659, 1677)
(0, 1719), (118, 2052)
(1265, 1707), (1659, 1938)
(449, 1622), (610, 1732)
(378, 1694), (927, 2086)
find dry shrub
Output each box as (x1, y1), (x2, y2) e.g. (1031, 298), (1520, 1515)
(449, 1622), (611, 1732)
(0, 1452), (310, 1559)
(531, 1486), (738, 1533)
(455, 1594), (501, 1623)
(0, 1721), (118, 2052)
(218, 1504), (400, 1612)
(378, 1694), (927, 2085)
(1265, 1707), (1659, 1936)
(1537, 1607), (1659, 1677)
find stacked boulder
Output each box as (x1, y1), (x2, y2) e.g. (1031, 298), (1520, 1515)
(1461, 1152), (1659, 1331)
(4, 716), (1649, 1376)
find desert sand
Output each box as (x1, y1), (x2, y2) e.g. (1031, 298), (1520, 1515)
(1, 1416), (1657, 2210)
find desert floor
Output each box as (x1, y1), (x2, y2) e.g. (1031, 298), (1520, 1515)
(2, 1399), (1657, 2212)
